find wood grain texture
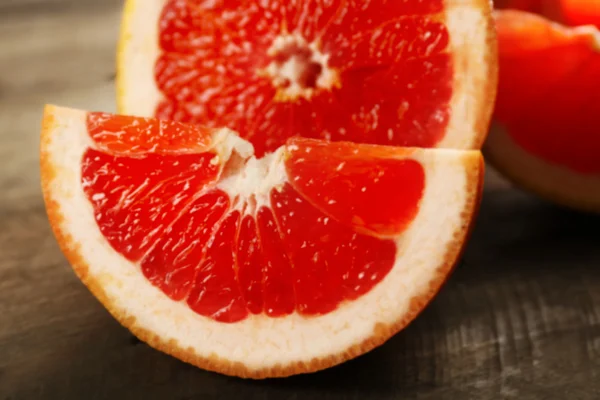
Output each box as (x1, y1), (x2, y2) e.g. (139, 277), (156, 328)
(0, 1), (599, 399)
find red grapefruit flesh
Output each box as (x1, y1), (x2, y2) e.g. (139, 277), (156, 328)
(84, 113), (421, 322)
(559, 0), (600, 28)
(42, 105), (483, 377)
(493, 0), (562, 20)
(486, 10), (600, 210)
(494, 0), (600, 27)
(118, 0), (497, 152)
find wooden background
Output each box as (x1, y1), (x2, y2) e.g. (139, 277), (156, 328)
(0, 1), (599, 399)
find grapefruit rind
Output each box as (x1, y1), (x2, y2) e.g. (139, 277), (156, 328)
(41, 105), (483, 378)
(116, 0), (497, 150)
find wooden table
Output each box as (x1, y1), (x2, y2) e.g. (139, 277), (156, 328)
(1, 1), (599, 398)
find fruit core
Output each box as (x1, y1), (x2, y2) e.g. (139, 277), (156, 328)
(262, 34), (340, 101)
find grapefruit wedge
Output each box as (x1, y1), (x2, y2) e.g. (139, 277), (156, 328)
(117, 0), (497, 153)
(486, 10), (600, 211)
(41, 105), (483, 378)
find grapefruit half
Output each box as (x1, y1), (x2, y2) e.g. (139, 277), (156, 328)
(486, 10), (600, 211)
(117, 0), (497, 153)
(41, 105), (483, 378)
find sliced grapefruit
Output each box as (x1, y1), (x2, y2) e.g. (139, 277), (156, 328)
(41, 105), (483, 378)
(117, 0), (497, 154)
(486, 10), (600, 211)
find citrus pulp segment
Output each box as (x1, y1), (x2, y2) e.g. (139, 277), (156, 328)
(494, 0), (600, 28)
(486, 10), (600, 211)
(117, 0), (497, 153)
(558, 0), (600, 28)
(42, 105), (483, 378)
(493, 0), (561, 20)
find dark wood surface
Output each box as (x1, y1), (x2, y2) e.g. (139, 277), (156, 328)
(1, 1), (599, 399)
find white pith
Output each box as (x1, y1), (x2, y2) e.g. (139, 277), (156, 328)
(262, 34), (340, 101)
(181, 127), (289, 212)
(486, 123), (600, 211)
(43, 105), (479, 372)
(211, 127), (255, 162)
(117, 0), (495, 149)
(573, 25), (600, 50)
(440, 0), (496, 148)
(217, 148), (287, 212)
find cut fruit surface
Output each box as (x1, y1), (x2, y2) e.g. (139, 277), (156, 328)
(494, 0), (600, 28)
(42, 105), (483, 378)
(486, 10), (600, 211)
(493, 0), (562, 21)
(117, 0), (497, 154)
(559, 0), (600, 28)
